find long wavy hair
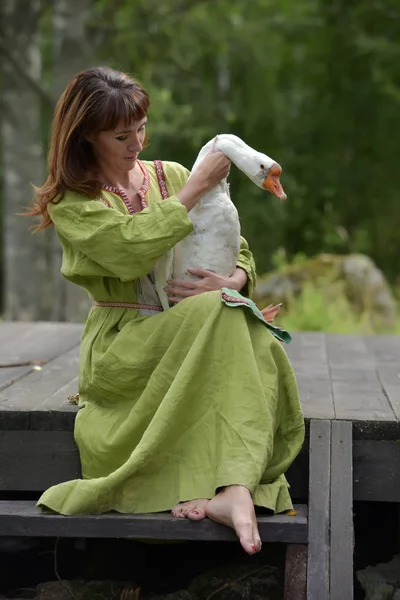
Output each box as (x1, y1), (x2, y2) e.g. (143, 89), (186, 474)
(27, 66), (150, 229)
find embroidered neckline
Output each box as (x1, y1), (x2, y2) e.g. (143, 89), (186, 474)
(102, 160), (150, 214)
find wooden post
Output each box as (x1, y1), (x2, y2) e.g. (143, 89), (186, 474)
(330, 421), (354, 600)
(284, 544), (307, 600)
(307, 419), (331, 600)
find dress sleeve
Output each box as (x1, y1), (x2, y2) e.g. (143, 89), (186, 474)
(236, 236), (257, 297)
(49, 192), (193, 282)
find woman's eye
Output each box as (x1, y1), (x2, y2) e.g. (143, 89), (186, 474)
(116, 135), (128, 141)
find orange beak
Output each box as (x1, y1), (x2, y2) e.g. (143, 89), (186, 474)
(262, 163), (287, 200)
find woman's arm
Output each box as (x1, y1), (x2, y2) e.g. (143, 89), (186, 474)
(164, 237), (256, 303)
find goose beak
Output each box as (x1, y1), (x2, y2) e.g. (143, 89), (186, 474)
(263, 163), (287, 200)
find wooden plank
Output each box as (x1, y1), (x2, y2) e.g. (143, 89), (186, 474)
(0, 322), (83, 393)
(284, 544), (307, 600)
(353, 440), (400, 502)
(295, 375), (335, 420)
(330, 379), (395, 422)
(0, 322), (83, 363)
(0, 322), (39, 351)
(352, 421), (400, 440)
(330, 421), (354, 600)
(0, 501), (308, 543)
(286, 332), (328, 364)
(0, 366), (33, 392)
(325, 334), (375, 369)
(288, 334), (335, 420)
(0, 411), (30, 430)
(325, 334), (396, 421)
(0, 430), (81, 491)
(307, 419), (331, 600)
(376, 365), (400, 421)
(0, 346), (80, 414)
(365, 335), (400, 365)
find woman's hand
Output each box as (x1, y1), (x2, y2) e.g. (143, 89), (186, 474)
(193, 151), (231, 189)
(164, 267), (247, 304)
(261, 303), (283, 323)
(176, 150), (231, 212)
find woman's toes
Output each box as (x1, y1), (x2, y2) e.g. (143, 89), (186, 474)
(187, 508), (206, 521)
(172, 505), (183, 517)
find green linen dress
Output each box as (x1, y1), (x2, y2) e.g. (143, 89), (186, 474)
(37, 160), (304, 516)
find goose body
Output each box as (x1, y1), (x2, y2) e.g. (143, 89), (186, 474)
(154, 134), (286, 311)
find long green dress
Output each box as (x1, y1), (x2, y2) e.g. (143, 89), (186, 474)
(37, 160), (304, 516)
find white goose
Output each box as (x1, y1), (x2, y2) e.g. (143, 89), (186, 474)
(154, 134), (286, 311)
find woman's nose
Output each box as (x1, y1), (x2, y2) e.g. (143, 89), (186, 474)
(128, 136), (142, 152)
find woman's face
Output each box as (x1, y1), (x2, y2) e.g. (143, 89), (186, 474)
(88, 116), (147, 173)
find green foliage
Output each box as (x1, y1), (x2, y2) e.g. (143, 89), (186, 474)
(89, 0), (400, 280)
(4, 0), (400, 297)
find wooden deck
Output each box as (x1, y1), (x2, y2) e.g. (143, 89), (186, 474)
(0, 322), (399, 600)
(0, 321), (398, 430)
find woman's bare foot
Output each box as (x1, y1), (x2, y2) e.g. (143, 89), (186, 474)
(205, 485), (262, 555)
(171, 498), (210, 521)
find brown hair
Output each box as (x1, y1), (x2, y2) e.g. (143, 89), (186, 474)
(28, 66), (150, 229)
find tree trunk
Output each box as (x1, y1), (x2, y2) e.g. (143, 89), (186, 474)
(1, 0), (52, 320)
(50, 0), (94, 322)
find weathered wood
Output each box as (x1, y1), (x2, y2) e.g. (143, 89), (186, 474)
(376, 365), (400, 421)
(325, 334), (375, 369)
(365, 335), (400, 365)
(0, 322), (83, 397)
(284, 544), (307, 600)
(330, 421), (354, 600)
(0, 346), (80, 414)
(0, 327), (398, 424)
(326, 335), (396, 421)
(287, 333), (335, 419)
(307, 419), (331, 600)
(353, 440), (400, 502)
(331, 379), (396, 422)
(0, 431), (81, 491)
(0, 500), (308, 542)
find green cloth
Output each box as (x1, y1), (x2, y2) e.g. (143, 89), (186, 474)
(37, 161), (304, 516)
(220, 288), (292, 344)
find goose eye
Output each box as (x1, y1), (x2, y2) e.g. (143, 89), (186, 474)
(260, 164), (265, 170)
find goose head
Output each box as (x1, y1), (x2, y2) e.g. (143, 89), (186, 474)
(206, 134), (287, 201)
(246, 153), (287, 201)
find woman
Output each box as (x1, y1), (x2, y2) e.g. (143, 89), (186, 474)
(30, 66), (304, 555)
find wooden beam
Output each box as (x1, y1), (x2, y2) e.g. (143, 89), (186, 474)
(284, 544), (307, 600)
(330, 421), (354, 600)
(0, 501), (308, 543)
(0, 431), (81, 491)
(353, 440), (400, 502)
(307, 419), (331, 600)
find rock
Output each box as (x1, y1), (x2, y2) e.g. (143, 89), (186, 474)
(356, 554), (400, 600)
(254, 253), (396, 329)
(36, 580), (127, 600)
(188, 554), (282, 600)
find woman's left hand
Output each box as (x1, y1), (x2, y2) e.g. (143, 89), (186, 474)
(164, 268), (245, 304)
